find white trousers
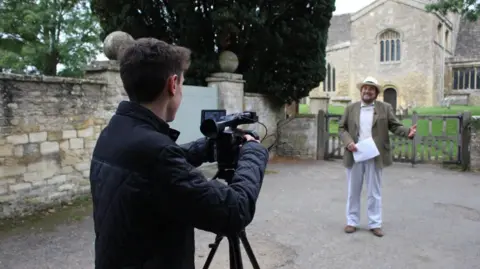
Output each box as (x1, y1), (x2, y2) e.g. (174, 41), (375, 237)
(346, 158), (383, 229)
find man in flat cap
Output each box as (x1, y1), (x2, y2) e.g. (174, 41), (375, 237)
(338, 76), (416, 237)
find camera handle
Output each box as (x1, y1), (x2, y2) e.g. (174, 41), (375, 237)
(242, 130), (260, 140)
(202, 169), (261, 269)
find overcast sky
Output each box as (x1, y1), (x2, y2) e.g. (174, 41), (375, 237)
(334, 0), (375, 15)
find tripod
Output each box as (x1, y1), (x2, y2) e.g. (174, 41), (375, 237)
(202, 169), (261, 269)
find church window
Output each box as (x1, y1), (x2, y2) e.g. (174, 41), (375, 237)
(380, 41), (384, 61)
(444, 30), (450, 50)
(332, 68), (336, 92)
(386, 40), (390, 61)
(323, 62), (336, 92)
(459, 70), (464, 88)
(470, 68), (475, 88)
(396, 39), (401, 59)
(453, 71), (458, 89)
(452, 67), (480, 90)
(477, 67), (480, 89)
(437, 23), (443, 43)
(379, 30), (401, 63)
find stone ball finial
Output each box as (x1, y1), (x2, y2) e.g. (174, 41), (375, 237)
(218, 50), (239, 73)
(103, 31), (135, 60)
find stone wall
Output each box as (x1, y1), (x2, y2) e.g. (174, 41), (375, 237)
(0, 73), (110, 218)
(243, 93), (284, 151)
(308, 43), (351, 101)
(276, 115), (318, 159)
(0, 61), (288, 218)
(350, 1), (439, 108)
(325, 44), (351, 98)
(470, 118), (480, 171)
(432, 15), (456, 106)
(321, 2), (466, 108)
(444, 58), (480, 106)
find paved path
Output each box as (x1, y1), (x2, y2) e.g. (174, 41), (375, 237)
(1, 160), (479, 269)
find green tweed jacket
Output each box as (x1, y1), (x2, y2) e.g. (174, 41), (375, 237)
(338, 101), (411, 169)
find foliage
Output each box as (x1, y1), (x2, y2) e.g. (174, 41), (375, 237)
(0, 0), (102, 77)
(425, 0), (480, 21)
(90, 0), (336, 104)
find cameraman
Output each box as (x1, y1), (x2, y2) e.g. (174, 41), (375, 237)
(89, 38), (269, 269)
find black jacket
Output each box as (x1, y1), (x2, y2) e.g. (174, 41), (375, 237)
(89, 101), (269, 269)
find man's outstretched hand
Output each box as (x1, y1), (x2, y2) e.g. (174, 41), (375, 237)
(408, 124), (417, 139)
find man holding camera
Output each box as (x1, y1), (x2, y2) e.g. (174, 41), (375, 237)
(89, 38), (269, 268)
(338, 76), (416, 237)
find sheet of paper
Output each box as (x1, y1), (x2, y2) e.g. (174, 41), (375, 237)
(353, 137), (380, 163)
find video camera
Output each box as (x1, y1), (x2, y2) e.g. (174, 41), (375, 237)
(200, 109), (260, 173)
(200, 109), (264, 269)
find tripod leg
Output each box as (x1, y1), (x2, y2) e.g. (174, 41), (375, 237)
(202, 234), (224, 269)
(228, 235), (243, 269)
(239, 230), (261, 269)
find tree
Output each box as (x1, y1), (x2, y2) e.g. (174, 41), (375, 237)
(425, 0), (480, 21)
(90, 0), (336, 104)
(0, 0), (102, 77)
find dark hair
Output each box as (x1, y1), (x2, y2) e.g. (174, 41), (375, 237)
(119, 38), (191, 103)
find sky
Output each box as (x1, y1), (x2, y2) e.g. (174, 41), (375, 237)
(333, 0), (375, 15)
(96, 0), (375, 60)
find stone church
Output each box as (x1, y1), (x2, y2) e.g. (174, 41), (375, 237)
(306, 0), (480, 112)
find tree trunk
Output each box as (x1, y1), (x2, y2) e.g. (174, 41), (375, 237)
(43, 51), (59, 76)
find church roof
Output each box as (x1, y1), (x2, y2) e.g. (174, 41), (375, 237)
(326, 14), (351, 47)
(454, 17), (480, 59)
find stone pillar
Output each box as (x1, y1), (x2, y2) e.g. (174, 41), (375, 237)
(205, 72), (245, 114)
(83, 30), (134, 122)
(470, 119), (480, 171)
(309, 96), (330, 114)
(84, 60), (127, 122)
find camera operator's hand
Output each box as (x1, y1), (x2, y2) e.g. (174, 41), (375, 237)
(243, 134), (260, 143)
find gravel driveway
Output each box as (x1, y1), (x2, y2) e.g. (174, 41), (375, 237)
(0, 160), (479, 269)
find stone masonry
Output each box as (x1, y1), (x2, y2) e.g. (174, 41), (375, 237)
(0, 60), (292, 218)
(0, 62), (128, 218)
(0, 60), (476, 218)
(471, 118), (480, 170)
(276, 115), (318, 159)
(307, 0), (480, 108)
(243, 93), (284, 153)
(348, 0), (457, 108)
(0, 73), (112, 218)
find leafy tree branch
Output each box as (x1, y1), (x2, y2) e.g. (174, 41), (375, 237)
(0, 0), (102, 77)
(425, 0), (480, 21)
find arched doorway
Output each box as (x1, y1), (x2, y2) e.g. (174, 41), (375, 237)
(383, 88), (397, 112)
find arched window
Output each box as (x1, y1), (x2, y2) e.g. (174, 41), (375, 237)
(379, 30), (401, 63)
(323, 62), (336, 92)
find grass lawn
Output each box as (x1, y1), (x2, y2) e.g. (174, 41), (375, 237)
(300, 104), (479, 162)
(299, 104), (345, 115)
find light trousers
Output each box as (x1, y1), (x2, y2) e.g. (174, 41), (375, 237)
(346, 158), (383, 229)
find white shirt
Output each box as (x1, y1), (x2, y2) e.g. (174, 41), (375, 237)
(358, 102), (375, 141)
